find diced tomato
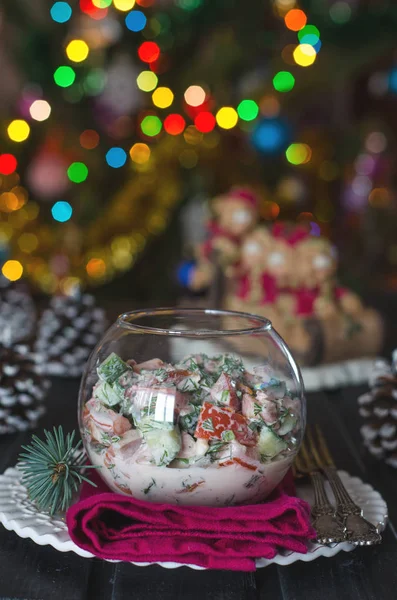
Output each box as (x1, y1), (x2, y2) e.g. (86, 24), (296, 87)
(194, 402), (256, 446)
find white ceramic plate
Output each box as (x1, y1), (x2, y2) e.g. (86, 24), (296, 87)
(0, 467), (387, 570)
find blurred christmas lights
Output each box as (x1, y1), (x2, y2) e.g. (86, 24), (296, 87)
(2, 260), (23, 281)
(67, 162), (88, 182)
(137, 70), (158, 91)
(51, 201), (73, 222)
(138, 41), (160, 63)
(164, 114), (185, 135)
(152, 87), (174, 108)
(194, 112), (216, 132)
(54, 66), (76, 87)
(7, 120), (30, 142)
(125, 10), (147, 31)
(66, 40), (90, 63)
(284, 9), (307, 31)
(184, 85), (206, 107)
(0, 155), (17, 175)
(237, 100), (259, 121)
(50, 2), (72, 23)
(141, 115), (162, 136)
(129, 143), (151, 164)
(273, 71), (295, 92)
(105, 147), (127, 168)
(29, 100), (52, 121)
(216, 107), (238, 129)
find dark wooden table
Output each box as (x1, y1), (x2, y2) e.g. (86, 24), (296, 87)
(1, 377), (397, 600)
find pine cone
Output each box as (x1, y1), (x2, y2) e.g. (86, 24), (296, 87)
(0, 343), (49, 435)
(35, 294), (107, 377)
(359, 355), (397, 468)
(0, 282), (36, 344)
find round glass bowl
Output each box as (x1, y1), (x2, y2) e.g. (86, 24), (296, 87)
(79, 308), (305, 506)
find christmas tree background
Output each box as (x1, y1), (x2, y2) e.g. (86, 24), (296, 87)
(0, 0), (396, 307)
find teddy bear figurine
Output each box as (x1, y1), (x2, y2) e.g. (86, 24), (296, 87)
(183, 187), (260, 292)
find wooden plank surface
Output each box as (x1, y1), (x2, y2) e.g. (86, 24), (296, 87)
(1, 380), (397, 599)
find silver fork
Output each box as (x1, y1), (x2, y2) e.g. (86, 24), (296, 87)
(308, 425), (382, 546)
(295, 437), (345, 544)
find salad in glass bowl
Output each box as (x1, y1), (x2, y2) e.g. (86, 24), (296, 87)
(79, 309), (305, 506)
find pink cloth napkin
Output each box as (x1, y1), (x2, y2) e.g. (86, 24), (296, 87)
(66, 470), (315, 571)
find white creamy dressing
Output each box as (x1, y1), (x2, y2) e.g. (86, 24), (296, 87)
(89, 448), (293, 506)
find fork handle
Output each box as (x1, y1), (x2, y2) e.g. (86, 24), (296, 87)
(310, 471), (345, 544)
(323, 466), (361, 516)
(324, 466), (382, 545)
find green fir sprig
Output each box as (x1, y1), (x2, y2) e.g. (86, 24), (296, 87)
(18, 426), (98, 516)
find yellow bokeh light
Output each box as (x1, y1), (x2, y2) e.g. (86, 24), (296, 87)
(184, 85), (206, 107)
(2, 260), (23, 281)
(60, 276), (81, 296)
(129, 143), (151, 164)
(18, 233), (38, 253)
(29, 100), (51, 122)
(113, 0), (135, 11)
(215, 107), (238, 130)
(7, 119), (30, 142)
(183, 125), (203, 145)
(25, 202), (40, 220)
(66, 39), (90, 63)
(152, 87), (174, 108)
(136, 70), (158, 92)
(293, 44), (316, 67)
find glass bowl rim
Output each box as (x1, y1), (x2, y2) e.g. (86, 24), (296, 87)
(117, 307), (273, 337)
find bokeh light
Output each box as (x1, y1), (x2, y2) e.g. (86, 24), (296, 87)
(54, 66), (76, 87)
(293, 44), (316, 67)
(252, 119), (288, 153)
(50, 2), (72, 23)
(80, 129), (100, 149)
(138, 41), (160, 63)
(329, 1), (352, 24)
(141, 115), (162, 136)
(66, 39), (89, 63)
(152, 87), (174, 108)
(2, 260), (23, 282)
(29, 99), (51, 121)
(195, 111), (216, 132)
(92, 0), (112, 6)
(80, 0), (108, 18)
(125, 10), (146, 31)
(365, 131), (387, 154)
(67, 162), (88, 182)
(84, 68), (106, 95)
(0, 154), (17, 175)
(105, 147), (127, 168)
(164, 114), (185, 135)
(113, 0), (135, 10)
(237, 100), (259, 121)
(273, 71), (295, 92)
(184, 125), (203, 145)
(184, 85), (206, 107)
(260, 95), (280, 117)
(86, 257), (106, 277)
(18, 233), (39, 253)
(7, 120), (30, 142)
(368, 187), (391, 208)
(51, 200), (73, 222)
(137, 70), (158, 92)
(286, 143), (312, 164)
(261, 201), (280, 220)
(284, 9), (307, 31)
(298, 25), (320, 43)
(130, 142), (151, 164)
(216, 107), (238, 129)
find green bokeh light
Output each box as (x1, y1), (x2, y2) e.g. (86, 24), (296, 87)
(54, 66), (76, 88)
(273, 71), (295, 93)
(84, 69), (107, 96)
(329, 1), (352, 24)
(237, 99), (259, 121)
(298, 25), (320, 42)
(67, 161), (88, 183)
(141, 115), (162, 137)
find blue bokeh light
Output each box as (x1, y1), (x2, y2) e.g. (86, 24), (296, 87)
(50, 2), (72, 23)
(51, 201), (73, 222)
(177, 260), (196, 287)
(251, 119), (289, 153)
(105, 147), (127, 168)
(389, 69), (397, 93)
(125, 10), (147, 32)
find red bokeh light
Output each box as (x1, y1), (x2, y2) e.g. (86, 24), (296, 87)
(164, 114), (186, 136)
(138, 42), (160, 64)
(0, 154), (18, 175)
(136, 0), (154, 5)
(194, 112), (216, 133)
(79, 0), (108, 20)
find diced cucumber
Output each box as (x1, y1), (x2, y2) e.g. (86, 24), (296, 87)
(144, 426), (181, 466)
(94, 381), (122, 407)
(258, 425), (287, 460)
(277, 412), (297, 436)
(97, 352), (130, 383)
